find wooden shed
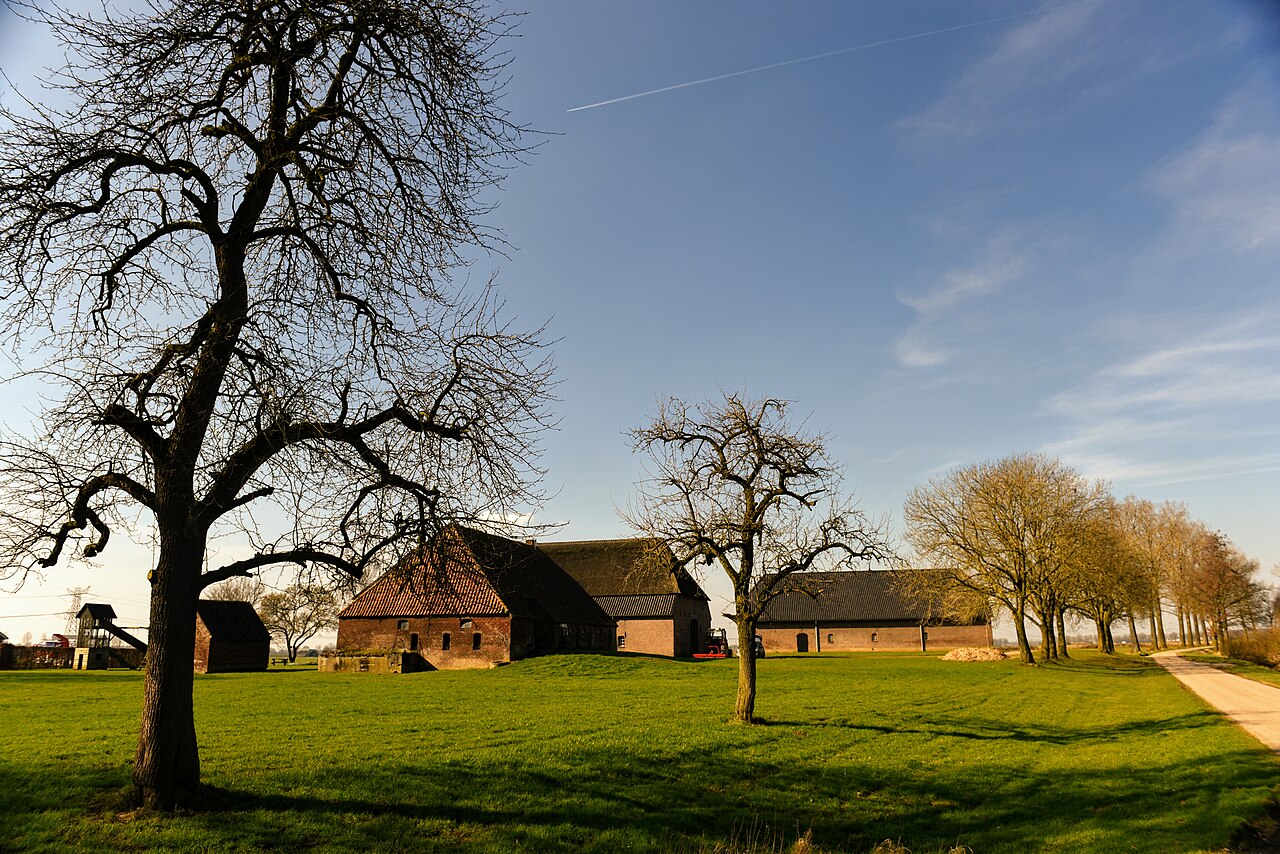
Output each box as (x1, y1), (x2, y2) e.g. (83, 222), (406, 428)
(194, 600), (270, 673)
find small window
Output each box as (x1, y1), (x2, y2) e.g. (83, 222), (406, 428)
(460, 618), (473, 629)
(471, 632), (481, 650)
(441, 632), (451, 651)
(397, 619), (409, 631)
(617, 634), (626, 649)
(871, 632), (878, 643)
(827, 633), (834, 644)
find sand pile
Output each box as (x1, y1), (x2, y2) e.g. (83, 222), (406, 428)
(941, 647), (1008, 662)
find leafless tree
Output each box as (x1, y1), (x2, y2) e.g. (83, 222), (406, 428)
(625, 393), (892, 723)
(0, 0), (551, 809)
(903, 453), (1106, 664)
(258, 583), (339, 662)
(203, 574), (264, 605)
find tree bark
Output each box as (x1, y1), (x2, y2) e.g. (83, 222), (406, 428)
(1176, 605), (1187, 647)
(1094, 618), (1107, 652)
(1127, 613), (1142, 653)
(132, 534), (202, 810)
(1153, 600), (1168, 650)
(733, 616), (758, 723)
(1013, 603), (1036, 665)
(1055, 608), (1069, 658)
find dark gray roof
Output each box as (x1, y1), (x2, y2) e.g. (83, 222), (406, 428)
(537, 539), (708, 600)
(196, 600), (271, 643)
(594, 594), (679, 619)
(76, 603), (117, 621)
(756, 570), (929, 624)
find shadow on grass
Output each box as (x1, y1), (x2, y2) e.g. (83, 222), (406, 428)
(146, 739), (1278, 853)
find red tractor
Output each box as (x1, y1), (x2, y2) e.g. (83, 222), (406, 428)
(693, 628), (733, 659)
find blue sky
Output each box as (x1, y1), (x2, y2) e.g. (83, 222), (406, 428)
(1, 1), (1277, 640)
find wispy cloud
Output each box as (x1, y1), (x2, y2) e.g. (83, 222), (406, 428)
(892, 234), (1030, 368)
(1042, 312), (1280, 487)
(1148, 78), (1280, 254)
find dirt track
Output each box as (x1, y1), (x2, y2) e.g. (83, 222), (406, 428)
(1152, 650), (1280, 753)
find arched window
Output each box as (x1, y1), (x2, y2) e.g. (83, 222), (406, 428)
(471, 632), (482, 650)
(827, 633), (834, 645)
(871, 632), (878, 644)
(441, 632), (451, 651)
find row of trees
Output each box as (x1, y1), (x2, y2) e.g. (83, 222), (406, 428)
(901, 453), (1270, 664)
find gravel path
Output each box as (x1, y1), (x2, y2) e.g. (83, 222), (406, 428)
(1151, 650), (1280, 753)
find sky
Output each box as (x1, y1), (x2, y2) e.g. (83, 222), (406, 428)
(0, 0), (1278, 644)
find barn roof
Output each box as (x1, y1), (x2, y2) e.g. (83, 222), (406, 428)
(537, 538), (707, 600)
(195, 600), (270, 643)
(76, 603), (116, 621)
(341, 526), (614, 627)
(756, 570), (930, 624)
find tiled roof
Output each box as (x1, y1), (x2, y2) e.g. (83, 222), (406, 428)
(195, 600), (271, 643)
(341, 526), (614, 627)
(537, 538), (707, 600)
(594, 594), (679, 619)
(756, 570), (931, 624)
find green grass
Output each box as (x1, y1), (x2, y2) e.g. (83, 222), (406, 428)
(1178, 650), (1280, 688)
(1, 651), (1276, 853)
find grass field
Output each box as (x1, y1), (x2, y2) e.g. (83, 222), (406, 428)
(2, 651), (1276, 853)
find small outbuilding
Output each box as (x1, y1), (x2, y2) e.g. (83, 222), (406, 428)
(73, 603), (147, 670)
(333, 525), (616, 670)
(537, 538), (713, 657)
(755, 570), (992, 653)
(194, 600), (270, 673)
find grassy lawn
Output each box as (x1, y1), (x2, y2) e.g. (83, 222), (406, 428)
(1178, 650), (1280, 689)
(1, 651), (1276, 853)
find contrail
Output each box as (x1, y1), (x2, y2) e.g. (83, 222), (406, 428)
(566, 8), (1052, 113)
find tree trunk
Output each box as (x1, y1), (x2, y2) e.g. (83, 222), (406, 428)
(1055, 608), (1069, 658)
(1153, 600), (1168, 650)
(1176, 605), (1187, 648)
(132, 536), (202, 810)
(1013, 604), (1036, 665)
(1094, 618), (1107, 652)
(733, 617), (758, 723)
(1127, 613), (1142, 653)
(1104, 621), (1115, 654)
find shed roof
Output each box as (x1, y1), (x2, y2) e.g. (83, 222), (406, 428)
(756, 570), (931, 624)
(594, 594), (680, 619)
(537, 538), (707, 600)
(341, 526), (614, 627)
(195, 600), (271, 643)
(76, 603), (116, 621)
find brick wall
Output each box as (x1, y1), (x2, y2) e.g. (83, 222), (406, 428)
(759, 622), (991, 653)
(616, 618), (674, 656)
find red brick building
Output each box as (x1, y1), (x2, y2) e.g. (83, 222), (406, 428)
(537, 539), (712, 657)
(194, 600), (270, 673)
(336, 526), (615, 669)
(755, 570), (992, 653)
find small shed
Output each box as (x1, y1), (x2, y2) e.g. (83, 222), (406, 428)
(194, 600), (270, 673)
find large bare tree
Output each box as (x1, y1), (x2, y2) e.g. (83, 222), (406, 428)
(626, 394), (892, 723)
(0, 0), (551, 809)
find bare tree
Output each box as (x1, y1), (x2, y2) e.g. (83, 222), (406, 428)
(903, 453), (1106, 665)
(203, 574), (264, 605)
(258, 583), (339, 662)
(0, 0), (551, 810)
(625, 394), (892, 723)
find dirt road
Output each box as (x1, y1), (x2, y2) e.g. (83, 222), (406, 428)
(1152, 650), (1280, 753)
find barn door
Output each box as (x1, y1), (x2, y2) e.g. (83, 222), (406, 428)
(796, 633), (809, 653)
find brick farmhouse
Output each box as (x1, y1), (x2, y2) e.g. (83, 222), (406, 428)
(336, 525), (615, 669)
(755, 570), (992, 653)
(537, 538), (713, 657)
(193, 600), (270, 673)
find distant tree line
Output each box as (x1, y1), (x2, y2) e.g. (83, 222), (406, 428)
(900, 453), (1270, 664)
